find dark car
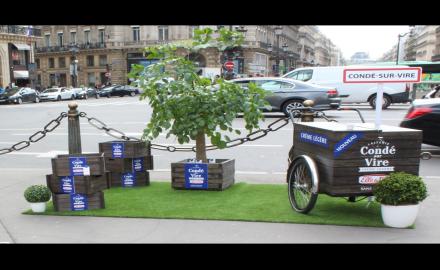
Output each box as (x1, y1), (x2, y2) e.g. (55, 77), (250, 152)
(400, 99), (440, 147)
(0, 87), (40, 104)
(230, 77), (341, 115)
(77, 87), (100, 99)
(99, 85), (139, 98)
(422, 85), (440, 99)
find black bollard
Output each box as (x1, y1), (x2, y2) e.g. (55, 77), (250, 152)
(68, 102), (82, 154)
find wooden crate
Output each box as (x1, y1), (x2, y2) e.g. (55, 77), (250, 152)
(99, 141), (151, 159)
(171, 159), (235, 191)
(292, 122), (422, 197)
(107, 171), (150, 187)
(52, 192), (105, 212)
(51, 153), (105, 176)
(46, 174), (108, 194)
(104, 155), (154, 172)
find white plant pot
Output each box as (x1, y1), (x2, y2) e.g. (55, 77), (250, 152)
(30, 202), (47, 213)
(381, 204), (420, 228)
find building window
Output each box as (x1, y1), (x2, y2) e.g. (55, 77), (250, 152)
(87, 55), (94, 67)
(59, 73), (67, 87)
(49, 74), (56, 86)
(49, 58), (55, 68)
(99, 55), (107, 66)
(57, 33), (63, 47)
(45, 34), (50, 47)
(37, 74), (41, 85)
(36, 59), (40, 69)
(88, 72), (96, 87)
(70, 31), (77, 44)
(132, 26), (140, 41)
(189, 26), (199, 39)
(59, 57), (66, 68)
(99, 29), (105, 44)
(158, 26), (169, 41)
(84, 30), (90, 44)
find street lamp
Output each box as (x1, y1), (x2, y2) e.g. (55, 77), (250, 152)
(274, 25), (283, 76)
(396, 26), (415, 65)
(282, 43), (288, 73)
(69, 44), (79, 87)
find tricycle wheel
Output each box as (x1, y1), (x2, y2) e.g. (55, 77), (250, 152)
(287, 155), (319, 214)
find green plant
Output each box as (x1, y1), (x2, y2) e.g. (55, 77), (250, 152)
(24, 185), (51, 203)
(374, 172), (428, 206)
(129, 27), (269, 162)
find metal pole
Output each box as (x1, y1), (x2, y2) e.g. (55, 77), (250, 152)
(276, 35), (280, 76)
(68, 102), (82, 154)
(396, 35), (400, 65)
(375, 83), (384, 130)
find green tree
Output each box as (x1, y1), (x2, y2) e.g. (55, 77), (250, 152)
(129, 27), (269, 162)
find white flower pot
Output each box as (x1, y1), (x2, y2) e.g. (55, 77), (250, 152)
(30, 202), (47, 213)
(381, 204), (420, 228)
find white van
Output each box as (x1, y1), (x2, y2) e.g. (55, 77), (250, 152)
(282, 66), (411, 109)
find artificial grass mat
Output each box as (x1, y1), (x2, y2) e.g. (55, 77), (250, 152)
(24, 182), (386, 227)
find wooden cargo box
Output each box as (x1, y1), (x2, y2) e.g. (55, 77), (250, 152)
(292, 122), (422, 197)
(46, 174), (108, 194)
(104, 155), (154, 172)
(107, 171), (150, 187)
(99, 140), (151, 159)
(171, 159), (235, 191)
(52, 192), (105, 212)
(51, 153), (105, 176)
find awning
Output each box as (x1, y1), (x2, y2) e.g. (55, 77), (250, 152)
(13, 43), (31, 50)
(13, 70), (29, 79)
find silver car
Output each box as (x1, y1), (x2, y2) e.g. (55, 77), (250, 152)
(230, 77), (341, 115)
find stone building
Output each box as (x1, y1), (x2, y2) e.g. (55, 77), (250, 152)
(0, 25), (41, 88)
(297, 26), (318, 67)
(431, 26), (440, 62)
(34, 25), (305, 86)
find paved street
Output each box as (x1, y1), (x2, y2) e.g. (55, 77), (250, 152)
(1, 97), (439, 243)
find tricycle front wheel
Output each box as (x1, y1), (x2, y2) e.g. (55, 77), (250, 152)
(287, 155), (319, 214)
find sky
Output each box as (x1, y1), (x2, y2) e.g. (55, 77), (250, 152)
(317, 26), (411, 60)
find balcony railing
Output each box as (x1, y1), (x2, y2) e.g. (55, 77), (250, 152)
(432, 54), (440, 62)
(36, 42), (106, 53)
(108, 40), (180, 48)
(0, 25), (41, 36)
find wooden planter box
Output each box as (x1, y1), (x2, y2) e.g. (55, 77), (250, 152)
(107, 171), (150, 187)
(99, 141), (151, 159)
(52, 192), (105, 212)
(51, 153), (105, 176)
(104, 155), (154, 172)
(292, 122), (422, 197)
(46, 174), (108, 194)
(171, 159), (235, 191)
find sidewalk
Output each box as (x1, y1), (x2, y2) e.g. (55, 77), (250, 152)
(1, 169), (440, 243)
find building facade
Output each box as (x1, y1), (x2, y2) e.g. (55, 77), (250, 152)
(431, 26), (440, 62)
(0, 25), (41, 88)
(297, 26), (318, 67)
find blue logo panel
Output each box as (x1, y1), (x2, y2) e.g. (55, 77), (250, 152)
(112, 143), (125, 158)
(184, 163), (208, 189)
(70, 193), (88, 211)
(299, 132), (329, 148)
(122, 172), (136, 187)
(60, 176), (75, 194)
(132, 158), (144, 172)
(69, 157), (88, 176)
(334, 132), (364, 158)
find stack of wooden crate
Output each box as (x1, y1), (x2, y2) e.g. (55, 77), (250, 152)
(98, 141), (153, 187)
(46, 153), (107, 211)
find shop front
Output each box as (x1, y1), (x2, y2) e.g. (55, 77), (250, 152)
(9, 43), (31, 87)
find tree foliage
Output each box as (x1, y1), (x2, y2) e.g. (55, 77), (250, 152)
(128, 27), (269, 160)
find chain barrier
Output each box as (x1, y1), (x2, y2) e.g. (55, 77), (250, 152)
(0, 112), (68, 155)
(79, 112), (291, 152)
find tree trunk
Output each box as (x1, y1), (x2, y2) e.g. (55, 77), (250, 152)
(195, 131), (207, 163)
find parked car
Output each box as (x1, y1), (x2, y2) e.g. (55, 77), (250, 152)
(422, 85), (440, 99)
(400, 98), (440, 147)
(39, 88), (75, 101)
(0, 87), (40, 104)
(99, 85), (139, 98)
(76, 87), (100, 99)
(69, 87), (83, 99)
(282, 66), (412, 109)
(229, 77), (341, 115)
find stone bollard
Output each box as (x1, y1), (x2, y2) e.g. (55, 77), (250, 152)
(67, 102), (82, 154)
(301, 99), (315, 122)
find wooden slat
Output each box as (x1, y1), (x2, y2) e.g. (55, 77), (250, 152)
(99, 141), (151, 158)
(52, 192), (105, 212)
(51, 154), (105, 176)
(46, 174), (108, 194)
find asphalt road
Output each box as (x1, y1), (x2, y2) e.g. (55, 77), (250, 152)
(1, 96), (439, 243)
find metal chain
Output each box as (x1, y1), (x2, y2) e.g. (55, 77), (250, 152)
(0, 112), (68, 155)
(79, 112), (291, 152)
